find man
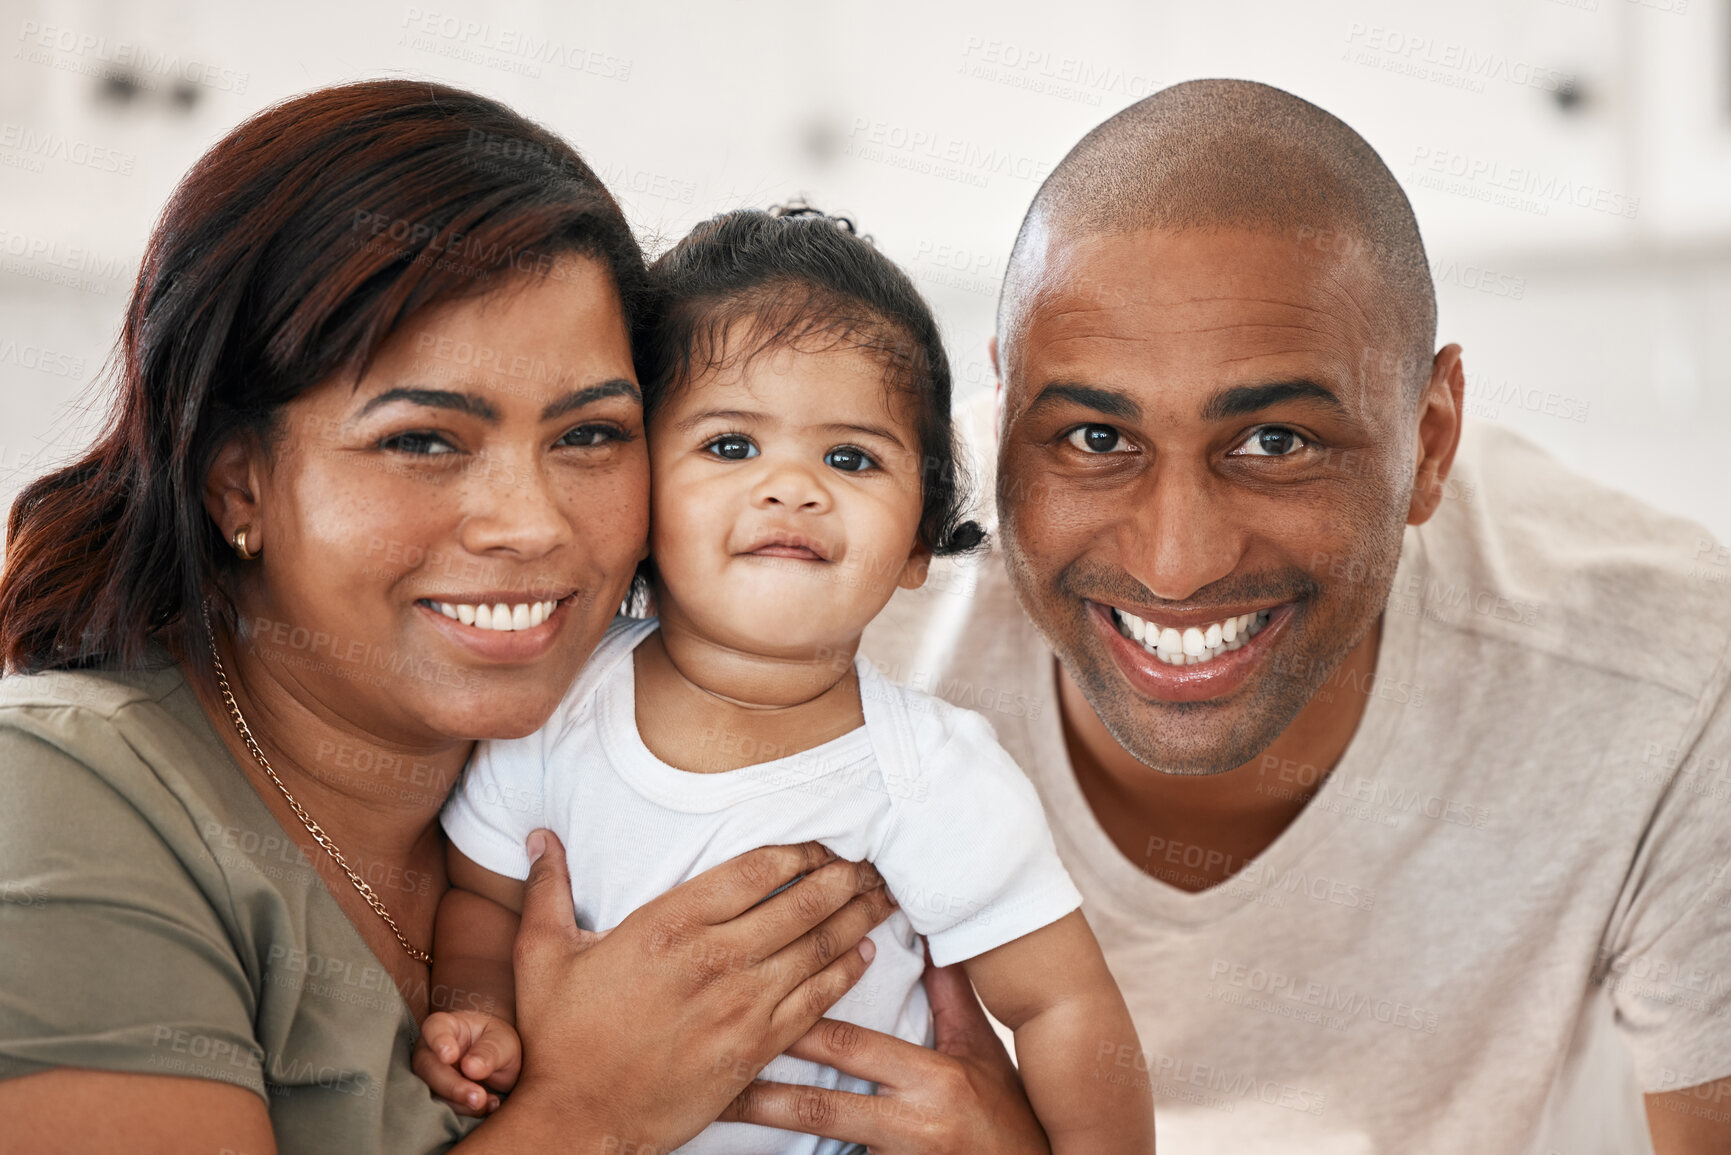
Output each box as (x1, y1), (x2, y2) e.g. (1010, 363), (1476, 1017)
(863, 79), (1731, 1153)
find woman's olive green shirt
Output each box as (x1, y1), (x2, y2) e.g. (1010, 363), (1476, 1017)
(0, 654), (482, 1153)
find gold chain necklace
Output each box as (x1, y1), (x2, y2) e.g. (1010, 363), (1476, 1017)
(203, 608), (432, 965)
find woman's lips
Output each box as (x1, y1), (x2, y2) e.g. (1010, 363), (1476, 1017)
(414, 596), (571, 662)
(1088, 599), (1296, 703)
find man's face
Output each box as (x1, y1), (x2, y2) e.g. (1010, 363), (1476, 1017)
(998, 226), (1429, 775)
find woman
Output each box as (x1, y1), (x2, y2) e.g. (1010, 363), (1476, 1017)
(0, 80), (1049, 1153)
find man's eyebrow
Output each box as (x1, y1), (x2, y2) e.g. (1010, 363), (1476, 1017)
(823, 422), (907, 449)
(540, 379), (641, 421)
(1201, 380), (1345, 422)
(1024, 382), (1143, 421)
(674, 407), (766, 433)
(358, 388), (499, 422)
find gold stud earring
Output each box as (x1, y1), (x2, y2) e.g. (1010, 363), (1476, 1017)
(232, 526), (259, 561)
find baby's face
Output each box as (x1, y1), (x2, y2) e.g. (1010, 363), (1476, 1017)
(647, 337), (929, 660)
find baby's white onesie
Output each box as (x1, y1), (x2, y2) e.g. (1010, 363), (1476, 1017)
(442, 616), (1082, 1155)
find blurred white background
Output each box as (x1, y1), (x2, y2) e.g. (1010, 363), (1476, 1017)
(1, 0), (1728, 558)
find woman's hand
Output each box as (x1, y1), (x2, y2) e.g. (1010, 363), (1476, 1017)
(720, 958), (1053, 1155)
(480, 830), (896, 1152)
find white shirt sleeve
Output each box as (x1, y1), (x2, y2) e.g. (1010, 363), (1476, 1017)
(873, 700), (1083, 967)
(1600, 680), (1731, 1093)
(439, 727), (552, 883)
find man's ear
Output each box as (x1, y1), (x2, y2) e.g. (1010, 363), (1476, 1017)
(897, 542), (933, 591)
(203, 431), (267, 551)
(1407, 343), (1466, 527)
(988, 335), (1006, 432)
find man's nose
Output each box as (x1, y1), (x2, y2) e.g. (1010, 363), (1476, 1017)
(1124, 464), (1243, 602)
(751, 460), (830, 513)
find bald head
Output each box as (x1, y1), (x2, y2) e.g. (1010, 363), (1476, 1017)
(1000, 79), (1436, 397)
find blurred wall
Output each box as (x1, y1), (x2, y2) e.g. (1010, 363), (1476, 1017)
(2, 0), (1728, 564)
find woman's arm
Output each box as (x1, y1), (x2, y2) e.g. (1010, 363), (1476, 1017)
(722, 956), (1055, 1154)
(1, 833), (894, 1154)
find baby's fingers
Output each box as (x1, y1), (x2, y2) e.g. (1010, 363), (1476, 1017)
(411, 1035), (495, 1117)
(457, 1018), (524, 1091)
(417, 1011), (470, 1067)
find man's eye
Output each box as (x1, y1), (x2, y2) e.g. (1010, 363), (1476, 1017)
(1066, 424), (1130, 454)
(1234, 427), (1307, 457)
(824, 446), (875, 473)
(558, 424), (623, 448)
(379, 431), (457, 456)
(704, 435), (758, 460)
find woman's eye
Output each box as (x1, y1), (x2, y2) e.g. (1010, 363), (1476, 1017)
(558, 424), (622, 448)
(379, 431), (457, 456)
(1234, 427), (1308, 457)
(704, 435), (758, 461)
(1066, 424), (1130, 454)
(824, 446), (876, 473)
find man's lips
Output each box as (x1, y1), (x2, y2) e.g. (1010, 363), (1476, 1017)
(1086, 598), (1297, 703)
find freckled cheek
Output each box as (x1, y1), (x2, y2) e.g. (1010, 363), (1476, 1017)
(282, 462), (446, 583)
(566, 469), (651, 572)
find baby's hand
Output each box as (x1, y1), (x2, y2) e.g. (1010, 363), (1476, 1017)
(412, 1010), (523, 1117)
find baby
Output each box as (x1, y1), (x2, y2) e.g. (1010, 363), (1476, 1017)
(417, 206), (1153, 1153)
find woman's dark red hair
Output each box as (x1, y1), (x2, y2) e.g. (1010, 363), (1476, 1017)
(0, 79), (646, 675)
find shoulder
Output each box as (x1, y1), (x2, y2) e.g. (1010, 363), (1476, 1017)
(1411, 421), (1731, 700)
(0, 656), (187, 721)
(532, 615), (656, 738)
(0, 658), (210, 787)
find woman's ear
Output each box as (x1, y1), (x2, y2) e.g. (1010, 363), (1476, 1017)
(203, 431), (266, 551)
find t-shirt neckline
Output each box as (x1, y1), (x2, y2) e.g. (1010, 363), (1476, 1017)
(1025, 566), (1424, 928)
(599, 633), (877, 813)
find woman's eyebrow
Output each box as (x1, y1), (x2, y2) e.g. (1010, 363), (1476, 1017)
(358, 387), (500, 421)
(540, 379), (641, 421)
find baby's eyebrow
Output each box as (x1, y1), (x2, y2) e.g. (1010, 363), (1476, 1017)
(674, 407), (764, 433)
(822, 422), (907, 450)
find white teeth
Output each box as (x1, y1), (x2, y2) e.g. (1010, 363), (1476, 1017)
(435, 600), (559, 632)
(1112, 606), (1275, 667)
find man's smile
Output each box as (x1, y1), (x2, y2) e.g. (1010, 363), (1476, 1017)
(1084, 599), (1299, 703)
(1106, 603), (1274, 666)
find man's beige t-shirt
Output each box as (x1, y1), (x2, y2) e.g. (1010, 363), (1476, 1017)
(0, 654), (481, 1153)
(863, 415), (1731, 1154)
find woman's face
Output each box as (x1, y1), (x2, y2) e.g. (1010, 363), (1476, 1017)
(228, 255), (648, 745)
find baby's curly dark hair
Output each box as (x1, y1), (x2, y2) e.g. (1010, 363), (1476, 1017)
(636, 203), (986, 559)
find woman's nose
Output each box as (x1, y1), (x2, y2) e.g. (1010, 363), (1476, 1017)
(458, 451), (575, 558)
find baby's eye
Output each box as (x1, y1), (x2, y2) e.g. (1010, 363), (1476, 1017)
(1231, 427), (1308, 457)
(1065, 424), (1131, 454)
(824, 446), (876, 473)
(379, 431), (458, 456)
(704, 435), (758, 460)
